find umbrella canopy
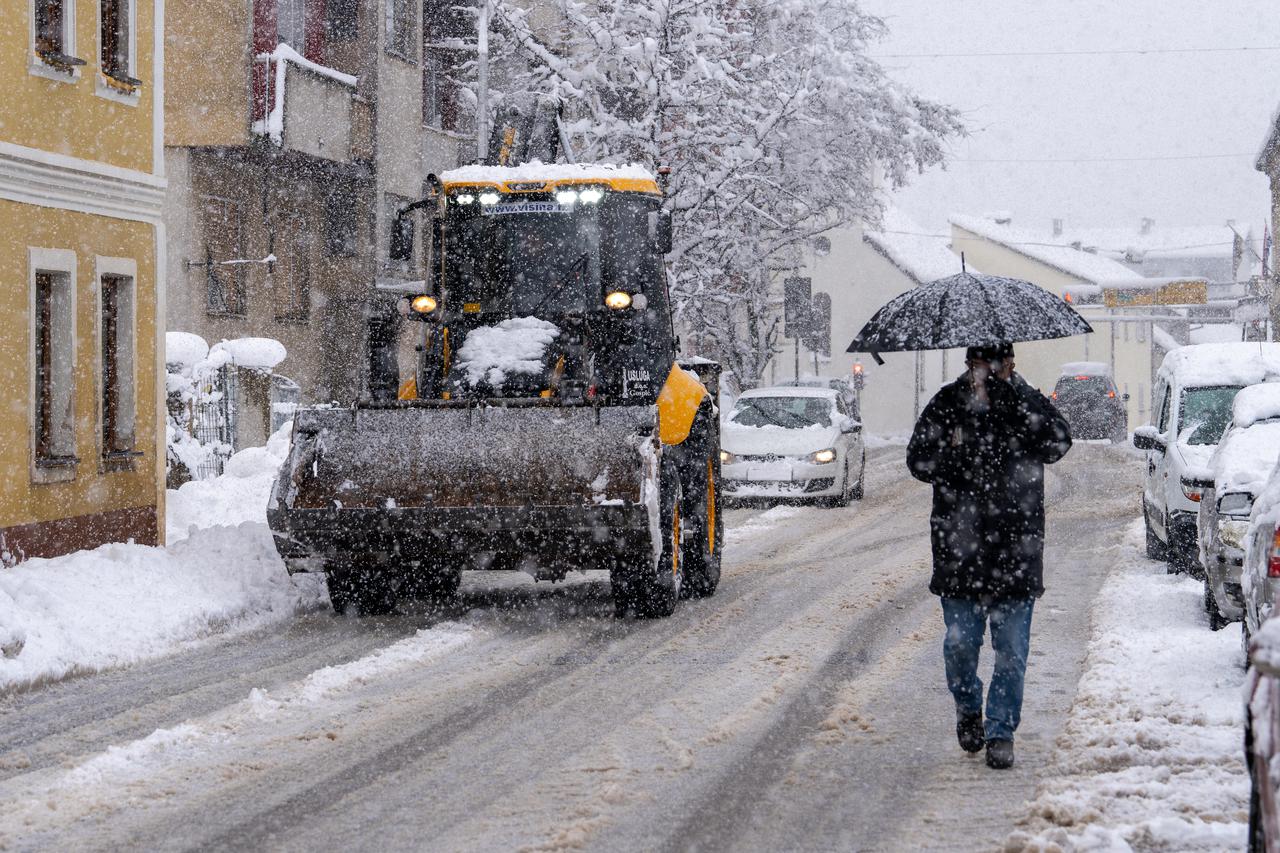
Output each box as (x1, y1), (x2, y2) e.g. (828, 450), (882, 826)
(847, 272), (1093, 363)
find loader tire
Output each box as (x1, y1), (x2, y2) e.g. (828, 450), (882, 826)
(326, 565), (397, 617)
(404, 568), (462, 607)
(614, 455), (683, 619)
(681, 452), (722, 600)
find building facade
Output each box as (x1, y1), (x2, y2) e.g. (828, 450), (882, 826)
(165, 0), (486, 409)
(1259, 108), (1280, 335)
(0, 0), (166, 560)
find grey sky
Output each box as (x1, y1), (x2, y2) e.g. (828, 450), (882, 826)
(865, 0), (1280, 235)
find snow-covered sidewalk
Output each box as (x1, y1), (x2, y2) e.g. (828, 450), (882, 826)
(0, 427), (324, 693)
(1010, 521), (1249, 851)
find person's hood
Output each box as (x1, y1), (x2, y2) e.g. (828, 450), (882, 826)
(722, 421), (840, 457)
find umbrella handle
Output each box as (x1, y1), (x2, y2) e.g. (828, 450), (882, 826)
(871, 351), (885, 366)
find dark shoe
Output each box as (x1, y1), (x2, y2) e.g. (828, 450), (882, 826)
(986, 738), (1014, 769)
(956, 712), (984, 753)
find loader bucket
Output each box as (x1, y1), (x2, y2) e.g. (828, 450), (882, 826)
(267, 402), (659, 575)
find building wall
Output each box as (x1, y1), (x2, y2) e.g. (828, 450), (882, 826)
(0, 1), (165, 561)
(165, 0), (250, 148)
(0, 0), (158, 174)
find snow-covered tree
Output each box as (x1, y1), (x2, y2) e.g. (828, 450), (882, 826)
(493, 0), (963, 386)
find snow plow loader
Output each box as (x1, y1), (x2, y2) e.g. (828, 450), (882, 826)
(267, 157), (722, 618)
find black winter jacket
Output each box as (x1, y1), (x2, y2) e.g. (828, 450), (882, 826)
(906, 373), (1072, 602)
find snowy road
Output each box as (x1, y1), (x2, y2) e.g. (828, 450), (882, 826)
(0, 444), (1140, 852)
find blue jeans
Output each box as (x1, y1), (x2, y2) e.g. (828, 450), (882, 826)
(941, 596), (1035, 742)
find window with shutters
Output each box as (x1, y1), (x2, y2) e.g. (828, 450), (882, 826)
(100, 0), (139, 91)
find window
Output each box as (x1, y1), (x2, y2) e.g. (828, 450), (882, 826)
(100, 0), (137, 86)
(386, 0), (416, 60)
(100, 272), (136, 457)
(275, 217), (312, 322)
(1156, 384), (1172, 432)
(325, 192), (358, 257)
(1137, 321), (1147, 343)
(33, 0), (83, 71)
(30, 254), (77, 473)
(202, 196), (247, 315)
(277, 0), (307, 49)
(325, 0), (358, 41)
(423, 1), (474, 132)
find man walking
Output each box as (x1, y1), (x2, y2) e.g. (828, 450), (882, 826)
(906, 343), (1071, 769)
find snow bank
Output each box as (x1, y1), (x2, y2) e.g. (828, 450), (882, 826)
(454, 317), (559, 388)
(209, 337), (287, 371)
(0, 525), (324, 693)
(167, 422), (292, 543)
(1010, 521), (1248, 850)
(0, 423), (314, 693)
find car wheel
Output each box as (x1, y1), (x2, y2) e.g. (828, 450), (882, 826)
(1243, 618), (1254, 668)
(1204, 576), (1229, 631)
(1165, 513), (1191, 575)
(1248, 722), (1267, 853)
(326, 563), (397, 617)
(1144, 508), (1168, 561)
(614, 454), (683, 619)
(850, 452), (865, 501)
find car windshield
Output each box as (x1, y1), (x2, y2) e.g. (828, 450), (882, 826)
(730, 396), (833, 428)
(1054, 376), (1111, 398)
(1179, 386), (1243, 445)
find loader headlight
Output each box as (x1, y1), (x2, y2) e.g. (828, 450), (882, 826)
(811, 448), (837, 465)
(555, 190), (579, 205)
(604, 291), (632, 310)
(410, 295), (438, 314)
(454, 193), (476, 205)
(579, 187), (605, 204)
(479, 191), (501, 205)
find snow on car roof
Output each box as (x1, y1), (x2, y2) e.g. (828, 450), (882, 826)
(1233, 382), (1280, 429)
(1213, 420), (1280, 497)
(738, 386), (838, 400)
(1059, 361), (1111, 377)
(440, 161), (656, 185)
(1157, 342), (1280, 388)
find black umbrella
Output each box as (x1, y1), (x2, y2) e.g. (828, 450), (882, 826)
(847, 271), (1093, 364)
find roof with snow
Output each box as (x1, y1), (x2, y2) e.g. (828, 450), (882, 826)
(1156, 341), (1280, 388)
(950, 214), (1139, 286)
(440, 162), (658, 191)
(863, 207), (964, 285)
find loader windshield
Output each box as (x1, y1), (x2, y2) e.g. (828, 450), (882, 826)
(444, 191), (665, 321)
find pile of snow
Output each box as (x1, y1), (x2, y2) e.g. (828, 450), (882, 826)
(165, 332), (209, 369)
(0, 423), (316, 692)
(167, 422), (292, 543)
(454, 317), (560, 387)
(1010, 521), (1247, 850)
(1233, 382), (1280, 429)
(209, 337), (287, 371)
(0, 525), (324, 692)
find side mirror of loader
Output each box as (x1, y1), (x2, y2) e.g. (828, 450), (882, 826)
(649, 210), (673, 254)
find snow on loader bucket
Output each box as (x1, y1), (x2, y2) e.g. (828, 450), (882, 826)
(268, 141), (724, 617)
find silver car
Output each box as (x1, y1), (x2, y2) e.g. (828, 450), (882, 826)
(1194, 383), (1280, 630)
(1243, 456), (1280, 653)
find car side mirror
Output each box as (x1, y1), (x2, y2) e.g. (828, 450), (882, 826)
(649, 210), (673, 255)
(842, 418), (862, 434)
(1132, 425), (1165, 452)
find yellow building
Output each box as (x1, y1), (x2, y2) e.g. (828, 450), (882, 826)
(0, 0), (165, 561)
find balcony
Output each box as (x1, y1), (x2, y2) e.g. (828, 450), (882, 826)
(252, 44), (361, 163)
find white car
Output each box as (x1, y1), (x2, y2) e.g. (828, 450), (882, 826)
(1242, 456), (1280, 653)
(721, 386), (864, 506)
(1190, 383), (1280, 629)
(1134, 342), (1280, 574)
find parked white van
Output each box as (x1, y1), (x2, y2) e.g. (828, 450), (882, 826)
(1135, 342), (1280, 574)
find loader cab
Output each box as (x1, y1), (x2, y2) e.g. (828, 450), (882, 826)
(397, 171), (677, 404)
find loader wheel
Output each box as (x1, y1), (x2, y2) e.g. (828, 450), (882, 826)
(681, 454), (722, 600)
(614, 455), (683, 619)
(326, 565), (397, 617)
(403, 568), (461, 607)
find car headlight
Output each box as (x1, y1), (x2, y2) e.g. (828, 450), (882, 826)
(1181, 480), (1204, 502)
(719, 450), (736, 464)
(1218, 492), (1254, 518)
(1219, 519), (1249, 551)
(811, 448), (837, 465)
